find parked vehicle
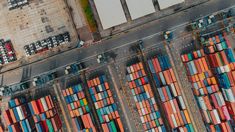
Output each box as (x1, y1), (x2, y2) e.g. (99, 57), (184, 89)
(24, 32), (71, 56)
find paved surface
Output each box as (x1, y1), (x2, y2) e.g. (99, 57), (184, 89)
(2, 0), (235, 87)
(0, 0), (78, 58)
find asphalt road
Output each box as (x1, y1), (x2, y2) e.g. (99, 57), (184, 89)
(2, 0), (235, 86)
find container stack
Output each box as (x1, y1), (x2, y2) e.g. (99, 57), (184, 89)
(87, 75), (124, 132)
(3, 95), (62, 132)
(181, 33), (235, 131)
(62, 84), (97, 131)
(147, 55), (194, 132)
(126, 62), (166, 131)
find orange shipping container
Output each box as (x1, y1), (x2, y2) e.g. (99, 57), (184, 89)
(102, 123), (109, 132)
(184, 110), (191, 124)
(169, 69), (177, 82)
(3, 110), (12, 125)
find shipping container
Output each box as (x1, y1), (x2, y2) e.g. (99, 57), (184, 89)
(63, 83), (97, 131)
(181, 33), (235, 131)
(147, 55), (194, 131)
(126, 62), (166, 131)
(87, 75), (124, 132)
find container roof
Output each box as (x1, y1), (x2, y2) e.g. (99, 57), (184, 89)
(157, 0), (184, 10)
(125, 0), (156, 20)
(94, 0), (127, 29)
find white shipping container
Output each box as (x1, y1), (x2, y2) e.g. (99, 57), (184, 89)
(170, 83), (177, 97)
(216, 43), (222, 51)
(189, 61), (197, 75)
(151, 128), (155, 132)
(222, 89), (229, 101)
(171, 114), (178, 128)
(153, 112), (157, 119)
(226, 88), (235, 102)
(151, 97), (156, 104)
(131, 89), (135, 95)
(219, 66), (225, 73)
(193, 82), (199, 90)
(202, 110), (210, 123)
(146, 92), (150, 98)
(134, 96), (138, 102)
(40, 98), (49, 111)
(150, 113), (154, 120)
(98, 93), (102, 100)
(179, 127), (184, 132)
(79, 108), (83, 115)
(129, 74), (134, 81)
(140, 116), (145, 123)
(213, 109), (221, 124)
(94, 102), (99, 109)
(25, 119), (32, 132)
(199, 88), (205, 95)
(130, 66), (134, 73)
(105, 115), (110, 122)
(16, 106), (24, 121)
(217, 92), (225, 106)
(224, 65), (230, 72)
(98, 85), (102, 91)
(141, 108), (146, 115)
(127, 67), (131, 74)
(198, 97), (207, 110)
(178, 96), (186, 110)
(159, 72), (166, 85)
(158, 126), (163, 132)
(73, 94), (78, 101)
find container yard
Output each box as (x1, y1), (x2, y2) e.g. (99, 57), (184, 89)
(87, 75), (125, 132)
(181, 32), (235, 131)
(147, 54), (195, 131)
(62, 83), (97, 131)
(126, 61), (167, 131)
(3, 95), (62, 132)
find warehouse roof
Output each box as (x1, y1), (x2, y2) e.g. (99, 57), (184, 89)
(94, 0), (127, 29)
(158, 0), (184, 10)
(125, 0), (155, 20)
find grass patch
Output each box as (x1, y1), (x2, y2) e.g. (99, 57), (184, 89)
(80, 0), (97, 32)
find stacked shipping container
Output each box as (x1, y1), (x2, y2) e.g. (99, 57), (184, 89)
(3, 95), (62, 132)
(181, 33), (235, 131)
(62, 84), (97, 131)
(147, 55), (194, 132)
(126, 62), (166, 131)
(87, 75), (124, 132)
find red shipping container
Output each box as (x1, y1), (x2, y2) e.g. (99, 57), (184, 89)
(226, 101), (235, 115)
(211, 94), (220, 108)
(154, 58), (162, 72)
(31, 101), (40, 115)
(209, 125), (216, 132)
(152, 59), (159, 73)
(217, 107), (226, 121)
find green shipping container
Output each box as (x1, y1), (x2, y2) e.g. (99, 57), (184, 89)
(80, 100), (84, 106)
(155, 119), (160, 127)
(221, 41), (228, 49)
(46, 119), (54, 132)
(187, 54), (193, 61)
(189, 124), (194, 132)
(110, 120), (117, 132)
(85, 105), (90, 112)
(97, 109), (104, 123)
